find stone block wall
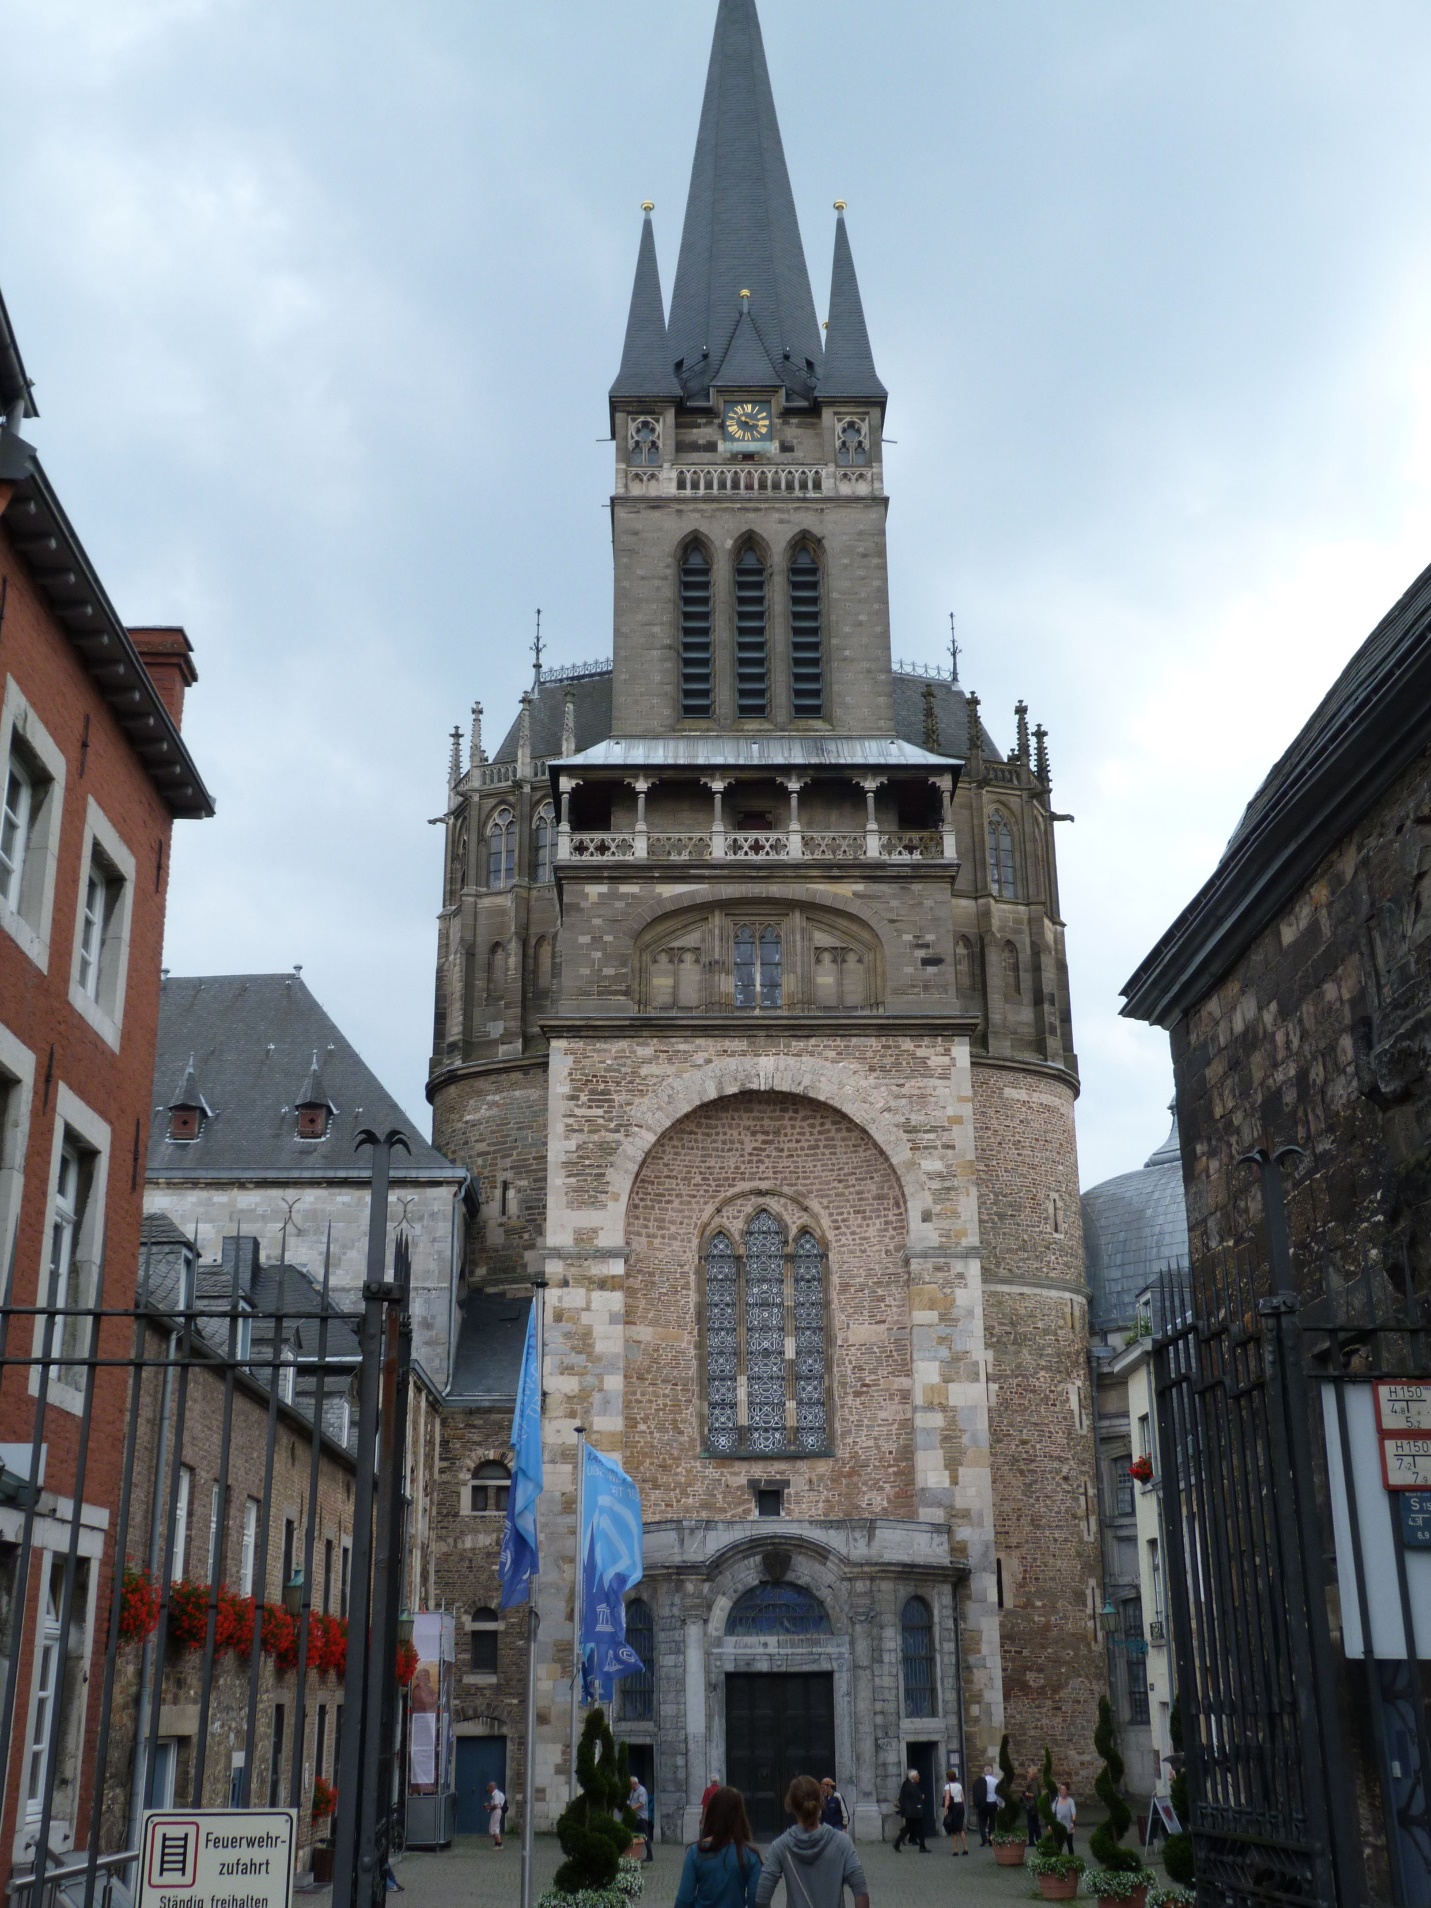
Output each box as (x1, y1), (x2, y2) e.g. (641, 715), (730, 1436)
(431, 1059), (548, 1286)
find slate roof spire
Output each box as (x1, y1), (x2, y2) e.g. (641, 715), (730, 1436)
(611, 204), (681, 403)
(668, 0), (823, 406)
(820, 204), (886, 402)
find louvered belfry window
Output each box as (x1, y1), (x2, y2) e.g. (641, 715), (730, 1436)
(703, 1212), (829, 1456)
(789, 547), (823, 717)
(679, 545), (713, 717)
(734, 547), (769, 717)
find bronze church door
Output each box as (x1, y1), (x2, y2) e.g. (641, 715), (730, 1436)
(725, 1673), (836, 1838)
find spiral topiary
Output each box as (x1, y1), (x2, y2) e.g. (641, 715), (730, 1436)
(1089, 1695), (1142, 1874)
(551, 1706), (638, 1898)
(1035, 1744), (1068, 1855)
(994, 1732), (1022, 1837)
(1162, 1699), (1194, 1886)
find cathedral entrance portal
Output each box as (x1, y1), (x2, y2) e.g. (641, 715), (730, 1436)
(725, 1673), (836, 1838)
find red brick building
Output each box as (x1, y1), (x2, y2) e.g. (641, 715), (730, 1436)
(0, 286), (212, 1883)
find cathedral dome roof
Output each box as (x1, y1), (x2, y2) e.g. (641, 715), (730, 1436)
(1081, 1114), (1189, 1329)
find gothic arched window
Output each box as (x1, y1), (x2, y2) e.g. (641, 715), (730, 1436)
(734, 547), (769, 717)
(679, 545), (713, 718)
(532, 935), (553, 998)
(789, 546), (823, 718)
(955, 935), (977, 996)
(487, 808), (516, 889)
(533, 808), (554, 883)
(901, 1596), (936, 1718)
(1002, 941), (1021, 998)
(988, 810), (1016, 898)
(487, 941), (506, 995)
(619, 1597), (655, 1721)
(725, 1584), (832, 1637)
(835, 415), (869, 467)
(469, 1462), (510, 1515)
(703, 1213), (830, 1457)
(733, 924), (782, 1010)
(628, 415), (660, 466)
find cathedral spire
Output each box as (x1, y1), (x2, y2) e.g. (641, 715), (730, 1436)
(667, 0), (823, 405)
(610, 204), (680, 402)
(821, 204), (886, 402)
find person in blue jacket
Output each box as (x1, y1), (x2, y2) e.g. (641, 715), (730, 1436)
(675, 1786), (763, 1908)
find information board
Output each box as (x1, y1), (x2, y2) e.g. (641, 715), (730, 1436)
(1377, 1384), (1431, 1433)
(137, 1810), (295, 1908)
(1382, 1438), (1431, 1491)
(1401, 1495), (1431, 1548)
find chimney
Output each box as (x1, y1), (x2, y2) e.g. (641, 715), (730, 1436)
(129, 626), (197, 729)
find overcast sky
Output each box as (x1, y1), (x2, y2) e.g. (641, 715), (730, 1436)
(5, 0), (1431, 1190)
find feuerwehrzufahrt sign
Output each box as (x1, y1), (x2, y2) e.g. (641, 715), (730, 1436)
(137, 1810), (296, 1908)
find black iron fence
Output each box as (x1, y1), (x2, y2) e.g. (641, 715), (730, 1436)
(0, 1130), (412, 1908)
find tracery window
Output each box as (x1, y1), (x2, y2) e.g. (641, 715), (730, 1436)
(725, 1584), (832, 1637)
(788, 546), (823, 718)
(835, 415), (869, 467)
(487, 808), (516, 889)
(679, 545), (713, 719)
(733, 924), (782, 1010)
(987, 810), (1016, 898)
(901, 1596), (936, 1718)
(734, 547), (769, 717)
(628, 415), (661, 466)
(703, 1212), (829, 1456)
(533, 808), (554, 883)
(618, 1598), (655, 1720)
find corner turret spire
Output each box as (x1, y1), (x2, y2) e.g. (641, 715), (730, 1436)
(667, 0), (822, 406)
(610, 204), (680, 402)
(820, 205), (886, 402)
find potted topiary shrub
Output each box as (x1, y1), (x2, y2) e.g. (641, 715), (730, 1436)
(539, 1706), (638, 1908)
(990, 1732), (1026, 1864)
(1160, 1701), (1194, 1893)
(1027, 1747), (1082, 1899)
(1083, 1696), (1154, 1908)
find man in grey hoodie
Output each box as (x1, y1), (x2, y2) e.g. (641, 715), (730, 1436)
(756, 1776), (870, 1908)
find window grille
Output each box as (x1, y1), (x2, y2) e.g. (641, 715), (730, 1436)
(901, 1596), (936, 1718)
(733, 924), (782, 1009)
(988, 811), (1016, 898)
(487, 811), (515, 889)
(725, 1583), (831, 1637)
(703, 1213), (829, 1456)
(679, 547), (713, 718)
(734, 548), (769, 717)
(1127, 1653), (1150, 1725)
(619, 1598), (655, 1720)
(789, 548), (823, 717)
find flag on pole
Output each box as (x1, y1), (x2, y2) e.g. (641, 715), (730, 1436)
(578, 1444), (644, 1704)
(498, 1303), (542, 1609)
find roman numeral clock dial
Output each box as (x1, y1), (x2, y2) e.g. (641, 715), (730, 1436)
(724, 400), (773, 445)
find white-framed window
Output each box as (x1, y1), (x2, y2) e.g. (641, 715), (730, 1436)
(24, 1562), (62, 1815)
(23, 1552), (92, 1830)
(68, 798), (135, 1049)
(172, 1465), (192, 1581)
(31, 1086), (110, 1413)
(280, 1349), (296, 1403)
(0, 678), (67, 971)
(0, 1022), (36, 1302)
(150, 1738), (178, 1809)
(240, 1497), (259, 1596)
(339, 1540), (351, 1619)
(208, 1485), (221, 1580)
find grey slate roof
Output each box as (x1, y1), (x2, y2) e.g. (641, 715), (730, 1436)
(820, 213), (886, 403)
(1123, 556), (1431, 1027)
(712, 308), (782, 390)
(0, 283), (37, 419)
(449, 1292), (530, 1403)
(610, 211), (681, 403)
(891, 672), (1003, 759)
(667, 0), (823, 406)
(492, 668), (613, 765)
(149, 973), (463, 1182)
(1081, 1117), (1190, 1329)
(556, 733), (959, 772)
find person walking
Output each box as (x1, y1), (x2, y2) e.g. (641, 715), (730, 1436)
(701, 1776), (723, 1827)
(755, 1777), (868, 1908)
(820, 1778), (850, 1835)
(484, 1780), (505, 1850)
(630, 1775), (654, 1865)
(675, 1787), (763, 1908)
(941, 1768), (967, 1857)
(1054, 1783), (1077, 1854)
(979, 1764), (999, 1847)
(1022, 1770), (1041, 1848)
(892, 1769), (929, 1852)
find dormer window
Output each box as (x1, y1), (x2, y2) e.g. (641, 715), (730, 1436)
(169, 1106), (201, 1142)
(296, 1103), (329, 1140)
(166, 1054), (207, 1143)
(628, 416), (661, 466)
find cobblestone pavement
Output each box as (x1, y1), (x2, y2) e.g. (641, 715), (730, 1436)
(390, 1833), (1173, 1907)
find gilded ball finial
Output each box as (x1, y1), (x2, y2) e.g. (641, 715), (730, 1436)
(833, 199), (847, 212)
(641, 200), (654, 213)
(739, 288), (751, 300)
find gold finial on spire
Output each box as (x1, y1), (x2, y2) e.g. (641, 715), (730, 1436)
(739, 288), (751, 300)
(641, 200), (654, 213)
(833, 199), (847, 212)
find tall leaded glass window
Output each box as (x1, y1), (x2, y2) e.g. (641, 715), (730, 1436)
(789, 547), (823, 717)
(619, 1598), (655, 1720)
(733, 924), (782, 1009)
(702, 1212), (829, 1456)
(533, 810), (554, 883)
(734, 547), (769, 717)
(679, 546), (713, 718)
(487, 809), (515, 889)
(705, 1233), (739, 1454)
(987, 811), (1016, 898)
(901, 1596), (936, 1718)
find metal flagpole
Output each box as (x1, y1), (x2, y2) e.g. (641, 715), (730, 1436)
(569, 1424), (586, 1800)
(520, 1277), (547, 1908)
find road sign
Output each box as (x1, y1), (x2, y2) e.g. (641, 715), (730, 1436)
(1381, 1438), (1431, 1491)
(138, 1811), (295, 1908)
(1400, 1494), (1431, 1548)
(1377, 1384), (1431, 1433)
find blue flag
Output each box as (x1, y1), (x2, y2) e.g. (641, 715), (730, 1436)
(498, 1303), (542, 1609)
(578, 1444), (644, 1704)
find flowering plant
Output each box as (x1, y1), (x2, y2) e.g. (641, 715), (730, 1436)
(119, 1567), (160, 1642)
(1129, 1455), (1154, 1485)
(1148, 1888), (1196, 1907)
(308, 1613), (348, 1676)
(215, 1588), (255, 1656)
(311, 1778), (337, 1821)
(395, 1640), (419, 1686)
(1084, 1869), (1154, 1899)
(261, 1603), (301, 1672)
(167, 1580), (211, 1650)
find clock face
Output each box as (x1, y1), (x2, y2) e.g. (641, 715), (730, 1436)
(724, 400), (773, 445)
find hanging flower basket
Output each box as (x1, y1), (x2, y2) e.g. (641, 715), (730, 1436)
(1129, 1455), (1154, 1485)
(167, 1580), (211, 1650)
(216, 1589), (255, 1657)
(395, 1640), (419, 1687)
(119, 1568), (159, 1642)
(308, 1613), (347, 1676)
(261, 1603), (301, 1673)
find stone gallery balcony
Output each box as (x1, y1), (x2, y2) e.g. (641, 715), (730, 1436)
(561, 827), (951, 863)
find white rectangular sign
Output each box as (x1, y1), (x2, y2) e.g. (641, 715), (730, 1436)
(1377, 1384), (1431, 1433)
(1381, 1438), (1431, 1491)
(138, 1811), (295, 1908)
(1322, 1384), (1431, 1658)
